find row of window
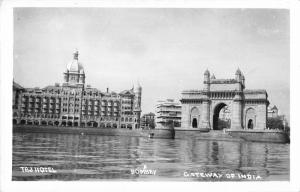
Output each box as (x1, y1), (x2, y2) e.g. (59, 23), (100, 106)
(18, 114), (60, 119)
(22, 97), (61, 103)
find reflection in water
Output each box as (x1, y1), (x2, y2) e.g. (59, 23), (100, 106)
(12, 132), (289, 181)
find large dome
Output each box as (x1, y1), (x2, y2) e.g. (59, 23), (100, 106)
(66, 50), (84, 73)
(66, 60), (84, 72)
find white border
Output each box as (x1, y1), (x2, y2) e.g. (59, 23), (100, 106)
(1, 0), (299, 192)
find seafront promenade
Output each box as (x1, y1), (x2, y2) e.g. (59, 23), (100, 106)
(12, 125), (246, 142)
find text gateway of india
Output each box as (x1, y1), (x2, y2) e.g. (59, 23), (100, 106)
(13, 51), (142, 129)
(13, 51), (269, 130)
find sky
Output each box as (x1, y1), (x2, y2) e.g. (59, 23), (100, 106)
(13, 8), (290, 121)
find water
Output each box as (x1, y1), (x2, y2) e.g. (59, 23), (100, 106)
(12, 131), (289, 181)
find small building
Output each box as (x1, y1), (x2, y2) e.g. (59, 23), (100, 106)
(268, 105), (279, 118)
(140, 112), (155, 129)
(155, 99), (181, 128)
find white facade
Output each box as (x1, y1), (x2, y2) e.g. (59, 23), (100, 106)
(155, 99), (181, 128)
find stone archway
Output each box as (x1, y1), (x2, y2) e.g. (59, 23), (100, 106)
(20, 119), (26, 125)
(93, 122), (98, 128)
(54, 121), (60, 126)
(127, 124), (132, 129)
(213, 103), (230, 130)
(190, 107), (200, 128)
(61, 121), (67, 126)
(245, 108), (256, 129)
(247, 119), (254, 129)
(100, 123), (105, 128)
(34, 120), (39, 126)
(192, 118), (197, 128)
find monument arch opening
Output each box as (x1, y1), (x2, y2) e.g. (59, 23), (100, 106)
(213, 103), (231, 130)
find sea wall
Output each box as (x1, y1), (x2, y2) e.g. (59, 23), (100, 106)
(226, 130), (290, 143)
(13, 125), (149, 137)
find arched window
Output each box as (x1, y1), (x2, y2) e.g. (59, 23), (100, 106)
(190, 107), (200, 128)
(245, 108), (256, 129)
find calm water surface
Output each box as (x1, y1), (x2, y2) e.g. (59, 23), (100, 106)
(12, 132), (289, 181)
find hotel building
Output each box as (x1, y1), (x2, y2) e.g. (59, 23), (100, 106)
(13, 51), (142, 129)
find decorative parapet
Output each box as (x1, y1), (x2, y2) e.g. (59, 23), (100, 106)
(210, 79), (237, 84)
(244, 89), (268, 100)
(244, 89), (267, 94)
(181, 90), (205, 100)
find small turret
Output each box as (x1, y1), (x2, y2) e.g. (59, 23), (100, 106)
(204, 69), (210, 81)
(134, 81), (142, 92)
(133, 81), (142, 129)
(235, 68), (244, 91)
(235, 68), (242, 82)
(204, 69), (210, 91)
(134, 81), (142, 110)
(241, 73), (245, 87)
(73, 49), (79, 60)
(211, 74), (216, 80)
